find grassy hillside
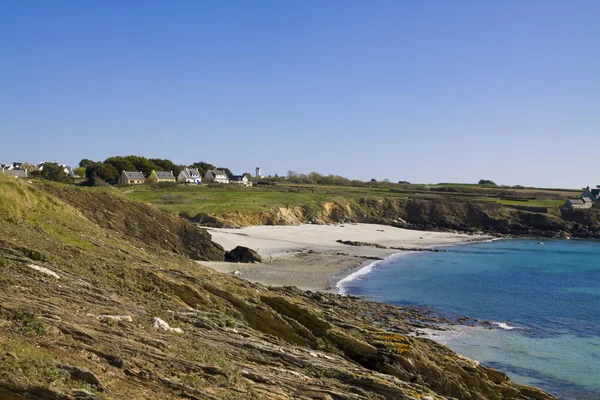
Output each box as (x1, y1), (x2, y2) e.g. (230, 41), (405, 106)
(118, 182), (600, 238)
(122, 182), (578, 217)
(0, 175), (556, 399)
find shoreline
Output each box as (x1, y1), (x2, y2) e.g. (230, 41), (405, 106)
(200, 223), (492, 292)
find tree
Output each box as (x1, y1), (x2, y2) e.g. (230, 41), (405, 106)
(150, 158), (183, 176)
(104, 157), (136, 174)
(73, 167), (86, 177)
(39, 162), (71, 183)
(370, 178), (377, 182)
(190, 161), (216, 175)
(478, 179), (497, 186)
(86, 163), (118, 182)
(217, 167), (233, 178)
(78, 159), (97, 168)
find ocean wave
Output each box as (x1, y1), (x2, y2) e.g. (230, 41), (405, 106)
(336, 261), (380, 295)
(493, 322), (518, 330)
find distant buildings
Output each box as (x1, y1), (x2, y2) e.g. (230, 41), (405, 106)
(565, 186), (600, 209)
(230, 175), (252, 187)
(118, 171), (146, 186)
(2, 168), (28, 178)
(204, 169), (230, 184)
(178, 168), (202, 185)
(147, 170), (176, 184)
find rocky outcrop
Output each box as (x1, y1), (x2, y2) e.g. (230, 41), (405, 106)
(224, 246), (262, 263)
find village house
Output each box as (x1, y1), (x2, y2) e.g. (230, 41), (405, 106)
(147, 170), (176, 184)
(118, 171), (146, 186)
(565, 198), (592, 209)
(230, 175), (252, 187)
(2, 168), (27, 178)
(177, 168), (202, 185)
(204, 169), (229, 184)
(565, 185), (600, 209)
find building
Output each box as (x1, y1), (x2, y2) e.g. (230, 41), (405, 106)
(118, 171), (146, 186)
(2, 169), (27, 178)
(177, 168), (202, 185)
(147, 170), (176, 184)
(204, 169), (229, 184)
(582, 186), (600, 202)
(565, 185), (600, 209)
(255, 167), (262, 178)
(565, 198), (592, 209)
(230, 175), (252, 187)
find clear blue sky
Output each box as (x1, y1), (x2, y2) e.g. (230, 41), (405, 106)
(1, 1), (599, 188)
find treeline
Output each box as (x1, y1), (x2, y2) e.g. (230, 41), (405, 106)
(259, 171), (410, 187)
(80, 156), (236, 183)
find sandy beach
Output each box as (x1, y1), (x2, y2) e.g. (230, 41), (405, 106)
(200, 223), (490, 292)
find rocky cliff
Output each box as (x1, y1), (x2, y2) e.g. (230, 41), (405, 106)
(0, 176), (557, 399)
(191, 197), (600, 239)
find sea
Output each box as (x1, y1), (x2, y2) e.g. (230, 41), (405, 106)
(337, 239), (600, 400)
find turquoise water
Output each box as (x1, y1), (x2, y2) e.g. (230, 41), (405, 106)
(339, 239), (600, 399)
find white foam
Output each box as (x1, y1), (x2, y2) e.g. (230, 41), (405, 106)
(336, 260), (379, 295)
(493, 322), (517, 330)
(336, 252), (409, 294)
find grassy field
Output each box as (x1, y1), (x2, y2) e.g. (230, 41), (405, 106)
(122, 181), (581, 218)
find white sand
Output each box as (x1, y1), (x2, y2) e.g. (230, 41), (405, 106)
(199, 223), (490, 292)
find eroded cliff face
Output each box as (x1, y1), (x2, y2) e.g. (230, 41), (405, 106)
(0, 176), (557, 399)
(191, 197), (600, 238)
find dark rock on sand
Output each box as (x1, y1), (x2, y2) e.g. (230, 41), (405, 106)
(224, 246), (263, 263)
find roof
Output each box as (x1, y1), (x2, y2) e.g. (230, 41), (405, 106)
(123, 171), (146, 181)
(154, 171), (175, 180)
(231, 175), (246, 181)
(207, 169), (227, 177)
(4, 169), (27, 178)
(181, 168), (200, 179)
(582, 197), (594, 203)
(568, 199), (584, 205)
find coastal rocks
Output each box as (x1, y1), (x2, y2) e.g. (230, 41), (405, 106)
(224, 246), (262, 263)
(336, 239), (447, 252)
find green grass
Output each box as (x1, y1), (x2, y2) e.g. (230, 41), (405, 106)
(122, 184), (410, 216)
(121, 181), (576, 219)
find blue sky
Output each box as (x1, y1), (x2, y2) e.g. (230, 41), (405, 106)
(1, 1), (599, 188)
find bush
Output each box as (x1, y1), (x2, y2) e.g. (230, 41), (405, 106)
(39, 163), (71, 183)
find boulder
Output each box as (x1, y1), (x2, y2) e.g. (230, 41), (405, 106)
(224, 246), (262, 263)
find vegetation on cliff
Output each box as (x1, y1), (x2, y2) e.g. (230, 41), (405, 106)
(123, 183), (600, 238)
(0, 174), (557, 399)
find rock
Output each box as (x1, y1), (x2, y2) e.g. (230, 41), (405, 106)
(224, 246), (262, 263)
(98, 315), (133, 322)
(72, 389), (103, 399)
(27, 264), (60, 279)
(56, 364), (106, 392)
(151, 317), (183, 333)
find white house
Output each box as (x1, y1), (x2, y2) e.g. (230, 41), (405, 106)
(204, 169), (229, 184)
(177, 168), (202, 185)
(230, 175), (252, 187)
